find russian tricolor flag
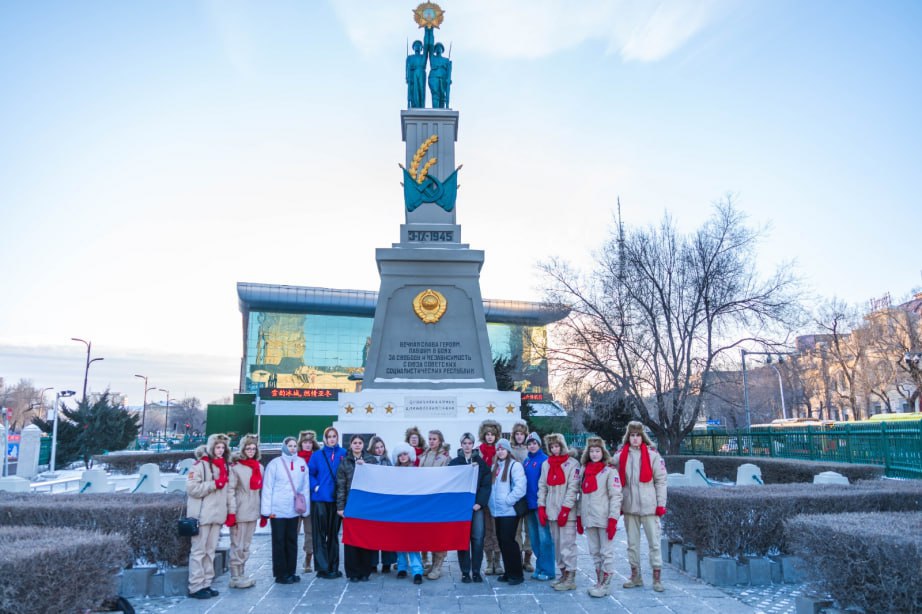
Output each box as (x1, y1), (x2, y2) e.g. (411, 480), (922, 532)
(343, 464), (478, 552)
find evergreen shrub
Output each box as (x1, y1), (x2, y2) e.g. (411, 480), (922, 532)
(0, 526), (130, 614)
(785, 512), (922, 613)
(0, 492), (189, 567)
(663, 480), (922, 558)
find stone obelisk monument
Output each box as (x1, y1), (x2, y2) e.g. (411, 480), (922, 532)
(336, 3), (519, 446)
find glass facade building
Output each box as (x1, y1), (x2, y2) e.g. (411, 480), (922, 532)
(238, 283), (566, 395)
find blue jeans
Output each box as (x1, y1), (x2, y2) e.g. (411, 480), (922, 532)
(457, 508), (485, 575)
(396, 551), (423, 576)
(526, 509), (556, 577)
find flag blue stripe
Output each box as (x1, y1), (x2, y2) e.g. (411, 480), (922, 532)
(345, 489), (475, 523)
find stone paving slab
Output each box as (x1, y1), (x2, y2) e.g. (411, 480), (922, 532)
(133, 527), (768, 614)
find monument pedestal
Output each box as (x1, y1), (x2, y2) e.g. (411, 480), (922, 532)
(330, 91), (523, 446)
(335, 388), (520, 451)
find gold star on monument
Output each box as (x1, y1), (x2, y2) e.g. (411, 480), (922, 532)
(506, 404), (516, 414)
(467, 404), (476, 414)
(365, 404), (375, 414)
(486, 404), (495, 414)
(385, 404), (394, 414)
(344, 404), (354, 414)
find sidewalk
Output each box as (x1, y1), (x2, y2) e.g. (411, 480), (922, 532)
(133, 528), (768, 614)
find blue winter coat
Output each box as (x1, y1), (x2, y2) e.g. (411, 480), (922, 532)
(523, 449), (547, 510)
(308, 444), (346, 502)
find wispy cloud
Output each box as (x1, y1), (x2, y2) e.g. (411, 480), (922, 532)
(329, 0), (734, 62)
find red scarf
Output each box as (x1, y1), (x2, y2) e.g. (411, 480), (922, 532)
(237, 458), (263, 490)
(582, 461), (605, 493)
(298, 450), (313, 464)
(413, 446), (424, 467)
(618, 444), (653, 485)
(479, 443), (496, 467)
(547, 454), (568, 486)
(204, 455), (228, 489)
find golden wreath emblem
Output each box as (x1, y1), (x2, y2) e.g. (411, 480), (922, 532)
(412, 288), (447, 324)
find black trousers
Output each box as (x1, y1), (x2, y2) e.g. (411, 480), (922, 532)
(495, 515), (524, 581)
(344, 544), (375, 579)
(372, 550), (398, 567)
(311, 501), (341, 574)
(458, 508), (485, 575)
(269, 516), (299, 580)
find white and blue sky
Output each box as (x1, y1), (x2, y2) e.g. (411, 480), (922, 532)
(1, 1), (920, 404)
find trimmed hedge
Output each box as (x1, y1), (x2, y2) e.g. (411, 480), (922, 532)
(663, 455), (884, 483)
(93, 451), (195, 474)
(663, 480), (922, 559)
(786, 512), (922, 613)
(96, 449), (282, 474)
(0, 492), (190, 567)
(0, 525), (130, 614)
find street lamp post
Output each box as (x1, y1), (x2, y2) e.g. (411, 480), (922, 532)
(36, 387), (53, 426)
(768, 364), (787, 420)
(741, 350), (793, 427)
(134, 375), (157, 437)
(158, 389), (172, 439)
(71, 338), (104, 403)
(50, 390), (76, 473)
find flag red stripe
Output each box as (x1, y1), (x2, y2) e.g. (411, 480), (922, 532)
(343, 518), (472, 552)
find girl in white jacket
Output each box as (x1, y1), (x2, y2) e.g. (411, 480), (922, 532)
(261, 436), (311, 584)
(488, 438), (527, 585)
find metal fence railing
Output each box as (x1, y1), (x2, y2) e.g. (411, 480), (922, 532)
(677, 422), (922, 479)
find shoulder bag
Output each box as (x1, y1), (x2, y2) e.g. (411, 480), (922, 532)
(178, 464), (207, 536)
(283, 457), (308, 515)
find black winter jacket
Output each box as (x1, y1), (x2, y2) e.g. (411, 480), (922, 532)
(449, 449), (491, 509)
(336, 453), (378, 511)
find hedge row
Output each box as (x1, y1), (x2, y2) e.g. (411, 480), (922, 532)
(0, 526), (130, 614)
(96, 449), (283, 474)
(663, 455), (884, 483)
(785, 512), (922, 613)
(0, 492), (189, 567)
(93, 451), (195, 474)
(663, 480), (922, 558)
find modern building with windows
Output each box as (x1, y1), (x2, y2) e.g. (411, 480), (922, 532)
(236, 282), (566, 397)
(202, 282), (569, 439)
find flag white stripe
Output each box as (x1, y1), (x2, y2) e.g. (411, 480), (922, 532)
(351, 464), (477, 496)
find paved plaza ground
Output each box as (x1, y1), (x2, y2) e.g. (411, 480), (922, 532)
(132, 527), (803, 614)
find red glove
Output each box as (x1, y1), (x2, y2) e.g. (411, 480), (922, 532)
(225, 513), (236, 528)
(557, 506), (571, 527)
(606, 518), (618, 540)
(655, 506), (667, 517)
(576, 516), (584, 535)
(538, 506), (548, 527)
(259, 516), (268, 528)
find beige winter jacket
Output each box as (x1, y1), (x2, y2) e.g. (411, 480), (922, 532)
(576, 465), (623, 528)
(418, 448), (450, 467)
(618, 446), (667, 516)
(537, 458), (580, 520)
(186, 439), (236, 526)
(229, 461), (262, 522)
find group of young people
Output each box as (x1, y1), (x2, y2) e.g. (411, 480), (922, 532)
(183, 419), (667, 599)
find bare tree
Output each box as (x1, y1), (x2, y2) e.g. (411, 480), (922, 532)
(0, 379), (46, 430)
(813, 300), (865, 420)
(542, 197), (803, 453)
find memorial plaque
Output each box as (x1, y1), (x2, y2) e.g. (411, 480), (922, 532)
(405, 396), (457, 418)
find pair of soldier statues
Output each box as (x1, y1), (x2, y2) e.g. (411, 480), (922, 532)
(406, 27), (451, 109)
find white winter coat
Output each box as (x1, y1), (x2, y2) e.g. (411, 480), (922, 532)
(488, 458), (526, 518)
(260, 454), (311, 519)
